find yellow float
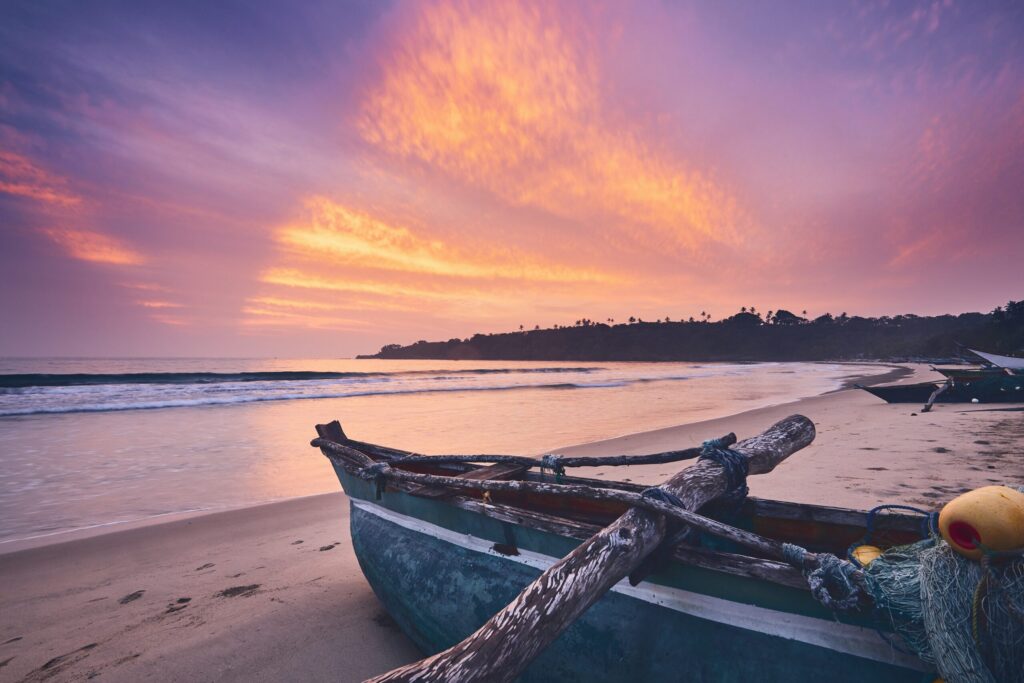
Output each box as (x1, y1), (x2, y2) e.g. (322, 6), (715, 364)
(850, 544), (882, 566)
(938, 485), (1024, 560)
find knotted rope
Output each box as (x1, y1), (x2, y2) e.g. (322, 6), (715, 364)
(783, 543), (865, 612)
(698, 437), (749, 505)
(359, 461), (391, 499)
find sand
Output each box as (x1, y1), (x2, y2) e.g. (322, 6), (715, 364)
(2, 364), (1021, 682)
(559, 364), (1024, 509)
(0, 495), (420, 682)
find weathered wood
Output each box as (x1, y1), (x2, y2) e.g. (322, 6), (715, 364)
(740, 497), (927, 532)
(316, 441), (811, 564)
(921, 379), (951, 412)
(313, 428), (830, 590)
(407, 462), (531, 499)
(365, 415), (815, 683)
(452, 498), (807, 588)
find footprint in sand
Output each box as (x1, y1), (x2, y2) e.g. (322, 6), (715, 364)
(291, 540), (304, 545)
(195, 563), (215, 571)
(216, 584), (261, 598)
(164, 598), (191, 614)
(39, 643), (97, 673)
(118, 590), (145, 605)
(319, 544), (337, 551)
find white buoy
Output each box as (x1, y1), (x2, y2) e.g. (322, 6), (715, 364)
(971, 398), (979, 403)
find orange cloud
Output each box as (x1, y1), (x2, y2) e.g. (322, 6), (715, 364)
(241, 304), (375, 331)
(276, 196), (614, 283)
(137, 300), (183, 309)
(149, 313), (189, 327)
(360, 0), (747, 251)
(0, 150), (82, 207)
(121, 281), (172, 292)
(246, 194), (630, 331)
(41, 228), (146, 265)
(260, 267), (509, 306)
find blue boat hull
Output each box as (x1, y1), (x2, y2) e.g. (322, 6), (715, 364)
(339, 466), (934, 682)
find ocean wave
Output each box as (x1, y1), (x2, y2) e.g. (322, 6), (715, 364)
(0, 376), (685, 416)
(0, 366), (603, 389)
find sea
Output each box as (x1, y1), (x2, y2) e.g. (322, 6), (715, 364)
(0, 358), (881, 546)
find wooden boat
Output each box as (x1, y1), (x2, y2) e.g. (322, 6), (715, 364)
(859, 374), (1024, 404)
(313, 422), (935, 682)
(933, 366), (1010, 381)
(858, 382), (940, 404)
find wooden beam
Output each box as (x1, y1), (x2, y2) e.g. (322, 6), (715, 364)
(407, 462), (531, 499)
(367, 415), (816, 683)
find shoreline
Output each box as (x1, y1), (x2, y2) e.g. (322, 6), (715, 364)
(0, 360), (901, 552)
(3, 363), (1022, 681)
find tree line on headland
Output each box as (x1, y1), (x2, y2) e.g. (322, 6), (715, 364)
(360, 300), (1024, 362)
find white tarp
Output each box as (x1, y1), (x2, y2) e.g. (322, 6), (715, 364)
(969, 348), (1024, 370)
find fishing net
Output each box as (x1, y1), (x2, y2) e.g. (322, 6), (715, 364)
(864, 537), (1024, 682)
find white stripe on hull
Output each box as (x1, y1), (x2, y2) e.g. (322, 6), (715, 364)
(351, 499), (931, 673)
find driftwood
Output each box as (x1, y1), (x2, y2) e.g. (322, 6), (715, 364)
(364, 414), (816, 683)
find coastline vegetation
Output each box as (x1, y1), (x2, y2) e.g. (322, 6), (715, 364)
(363, 300), (1024, 362)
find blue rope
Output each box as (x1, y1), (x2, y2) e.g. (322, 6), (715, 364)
(864, 504), (938, 540)
(699, 438), (749, 502)
(783, 543), (863, 612)
(848, 504), (939, 566)
(640, 486), (686, 508)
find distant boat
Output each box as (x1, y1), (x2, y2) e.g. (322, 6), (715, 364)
(932, 366), (1011, 381)
(859, 374), (1024, 404)
(313, 422), (933, 682)
(967, 348), (1024, 371)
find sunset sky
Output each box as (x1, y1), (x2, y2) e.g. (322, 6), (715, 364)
(1, 0), (1021, 357)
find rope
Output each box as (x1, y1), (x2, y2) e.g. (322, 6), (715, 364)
(640, 486), (686, 508)
(783, 543), (864, 612)
(698, 438), (749, 505)
(359, 462), (390, 500)
(540, 454), (565, 482)
(848, 504), (939, 567)
(337, 434), (736, 481)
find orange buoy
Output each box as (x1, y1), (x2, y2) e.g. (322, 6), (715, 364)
(851, 544), (882, 567)
(938, 486), (1024, 560)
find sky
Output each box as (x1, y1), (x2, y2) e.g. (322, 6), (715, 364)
(1, 0), (1021, 357)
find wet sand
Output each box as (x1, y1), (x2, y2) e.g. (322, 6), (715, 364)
(2, 364), (1022, 682)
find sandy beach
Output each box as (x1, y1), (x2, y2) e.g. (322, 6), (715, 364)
(2, 364), (1022, 682)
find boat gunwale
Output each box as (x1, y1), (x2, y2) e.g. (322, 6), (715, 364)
(320, 431), (929, 592)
